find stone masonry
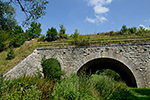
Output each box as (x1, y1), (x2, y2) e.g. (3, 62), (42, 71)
(4, 43), (150, 88)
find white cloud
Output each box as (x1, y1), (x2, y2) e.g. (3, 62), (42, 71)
(85, 15), (108, 24)
(139, 24), (150, 30)
(86, 17), (96, 23)
(94, 4), (109, 14)
(87, 0), (112, 6)
(85, 0), (112, 24)
(145, 19), (150, 22)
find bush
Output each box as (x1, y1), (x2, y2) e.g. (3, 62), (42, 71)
(73, 29), (80, 44)
(41, 56), (64, 81)
(37, 34), (45, 42)
(72, 35), (90, 46)
(6, 46), (15, 60)
(103, 69), (122, 81)
(58, 24), (68, 39)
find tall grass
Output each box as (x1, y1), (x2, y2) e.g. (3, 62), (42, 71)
(1, 72), (150, 100)
(52, 73), (128, 100)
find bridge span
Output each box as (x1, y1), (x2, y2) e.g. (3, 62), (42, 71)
(4, 43), (150, 88)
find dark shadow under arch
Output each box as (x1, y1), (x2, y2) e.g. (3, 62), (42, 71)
(77, 58), (137, 87)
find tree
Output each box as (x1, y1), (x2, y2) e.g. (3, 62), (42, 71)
(26, 22), (42, 40)
(8, 0), (49, 26)
(46, 27), (58, 41)
(0, 30), (10, 51)
(6, 46), (15, 60)
(73, 29), (79, 44)
(120, 25), (128, 35)
(0, 1), (17, 31)
(10, 25), (25, 47)
(59, 24), (68, 39)
(128, 27), (137, 34)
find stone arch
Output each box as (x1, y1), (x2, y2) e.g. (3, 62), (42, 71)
(77, 51), (145, 88)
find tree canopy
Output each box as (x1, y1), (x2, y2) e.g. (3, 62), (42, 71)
(46, 27), (58, 41)
(0, 0), (17, 31)
(7, 0), (49, 26)
(59, 24), (68, 39)
(26, 22), (42, 40)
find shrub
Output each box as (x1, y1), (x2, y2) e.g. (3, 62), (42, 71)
(58, 24), (68, 39)
(6, 46), (15, 60)
(37, 77), (56, 99)
(37, 34), (45, 42)
(41, 56), (64, 81)
(73, 29), (80, 44)
(120, 25), (128, 35)
(103, 69), (122, 81)
(73, 35), (90, 46)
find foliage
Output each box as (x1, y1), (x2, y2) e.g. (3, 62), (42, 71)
(0, 73), (6, 97)
(138, 26), (145, 36)
(10, 25), (25, 47)
(41, 56), (65, 81)
(46, 27), (58, 41)
(8, 0), (49, 26)
(110, 90), (136, 100)
(37, 34), (45, 42)
(77, 35), (90, 46)
(37, 77), (56, 99)
(73, 29), (80, 44)
(26, 22), (42, 40)
(0, 30), (10, 51)
(0, 73), (41, 100)
(99, 69), (122, 81)
(120, 25), (128, 35)
(1, 71), (150, 100)
(53, 73), (99, 100)
(59, 24), (68, 39)
(0, 1), (17, 31)
(0, 39), (37, 73)
(128, 27), (137, 34)
(6, 46), (15, 60)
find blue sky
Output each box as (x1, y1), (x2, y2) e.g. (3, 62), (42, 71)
(14, 0), (150, 35)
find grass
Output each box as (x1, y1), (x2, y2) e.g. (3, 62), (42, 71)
(111, 88), (150, 100)
(130, 88), (150, 100)
(37, 33), (150, 47)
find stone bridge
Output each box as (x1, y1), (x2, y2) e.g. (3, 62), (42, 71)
(4, 43), (150, 88)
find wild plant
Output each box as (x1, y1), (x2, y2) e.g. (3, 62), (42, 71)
(37, 77), (56, 100)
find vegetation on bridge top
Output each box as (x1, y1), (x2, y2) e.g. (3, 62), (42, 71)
(1, 24), (150, 73)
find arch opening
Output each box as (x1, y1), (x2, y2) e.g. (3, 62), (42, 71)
(77, 58), (137, 88)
